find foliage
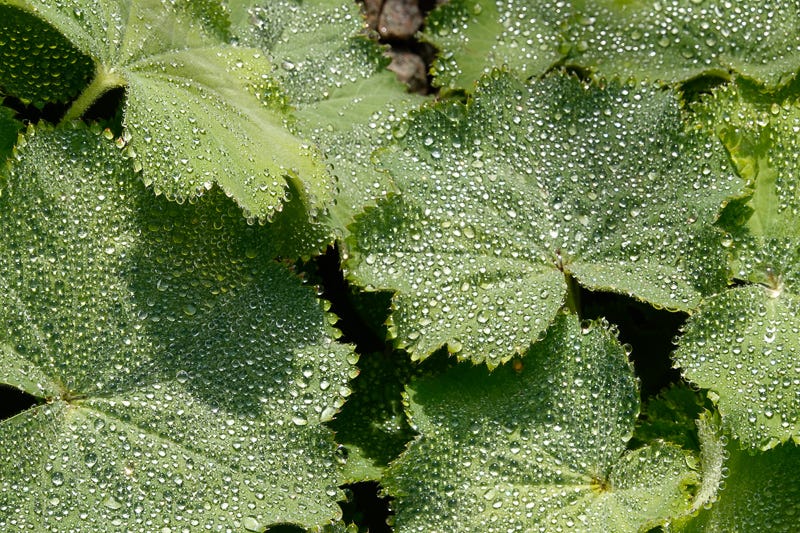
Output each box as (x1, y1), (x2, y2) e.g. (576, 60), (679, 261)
(0, 0), (798, 531)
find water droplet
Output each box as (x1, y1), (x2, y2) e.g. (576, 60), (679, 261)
(103, 495), (123, 510)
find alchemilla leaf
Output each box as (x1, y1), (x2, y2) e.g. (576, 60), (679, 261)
(566, 0), (800, 87)
(674, 441), (800, 532)
(0, 103), (21, 177)
(674, 82), (800, 449)
(422, 0), (569, 90)
(347, 71), (740, 365)
(0, 126), (355, 529)
(0, 0), (332, 221)
(385, 313), (698, 532)
(233, 0), (426, 235)
(0, 3), (94, 105)
(420, 0), (800, 91)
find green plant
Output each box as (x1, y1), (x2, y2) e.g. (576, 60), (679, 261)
(1, 0), (798, 531)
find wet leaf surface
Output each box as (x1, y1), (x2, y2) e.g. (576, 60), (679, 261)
(0, 126), (356, 529)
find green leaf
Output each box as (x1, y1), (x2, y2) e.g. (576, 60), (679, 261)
(674, 440), (800, 532)
(0, 4), (94, 105)
(347, 71), (740, 365)
(233, 0), (427, 235)
(0, 0), (331, 221)
(629, 384), (709, 453)
(0, 125), (355, 529)
(566, 0), (800, 87)
(422, 0), (568, 91)
(420, 0), (800, 91)
(0, 103), (22, 178)
(385, 313), (698, 532)
(674, 82), (800, 450)
(675, 285), (800, 450)
(329, 350), (417, 482)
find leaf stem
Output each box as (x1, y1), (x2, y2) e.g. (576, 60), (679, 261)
(564, 271), (582, 317)
(60, 63), (127, 125)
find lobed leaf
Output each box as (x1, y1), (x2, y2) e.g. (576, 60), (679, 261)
(347, 71), (741, 366)
(674, 440), (800, 532)
(566, 0), (800, 87)
(233, 0), (427, 236)
(422, 0), (568, 91)
(675, 82), (800, 449)
(0, 3), (94, 105)
(0, 126), (355, 529)
(385, 313), (698, 532)
(0, 0), (332, 221)
(420, 0), (800, 91)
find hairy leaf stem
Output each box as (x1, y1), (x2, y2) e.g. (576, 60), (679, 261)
(564, 271), (582, 317)
(60, 63), (127, 125)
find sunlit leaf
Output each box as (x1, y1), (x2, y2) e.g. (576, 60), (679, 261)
(0, 0), (332, 221)
(385, 313), (698, 532)
(675, 81), (800, 449)
(0, 125), (355, 529)
(233, 0), (427, 236)
(347, 71), (740, 365)
(422, 0), (568, 91)
(420, 0), (800, 91)
(567, 0), (800, 87)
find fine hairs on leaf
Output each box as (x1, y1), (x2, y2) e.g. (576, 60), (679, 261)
(2, 0), (800, 530)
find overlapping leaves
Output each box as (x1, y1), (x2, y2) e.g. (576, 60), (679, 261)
(675, 441), (800, 532)
(0, 0), (332, 221)
(0, 126), (355, 529)
(385, 313), (698, 532)
(232, 0), (425, 234)
(348, 70), (740, 365)
(566, 0), (800, 87)
(422, 0), (568, 90)
(674, 81), (800, 449)
(422, 0), (800, 91)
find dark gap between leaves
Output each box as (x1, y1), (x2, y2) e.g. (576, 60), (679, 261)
(82, 86), (127, 136)
(579, 287), (687, 399)
(306, 245), (393, 354)
(264, 524), (304, 533)
(358, 0), (439, 95)
(339, 481), (394, 533)
(0, 94), (69, 126)
(0, 384), (40, 421)
(677, 70), (731, 107)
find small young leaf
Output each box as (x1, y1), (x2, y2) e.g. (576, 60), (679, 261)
(329, 350), (417, 482)
(629, 385), (708, 452)
(0, 103), (22, 177)
(0, 126), (355, 529)
(385, 313), (698, 532)
(347, 71), (741, 365)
